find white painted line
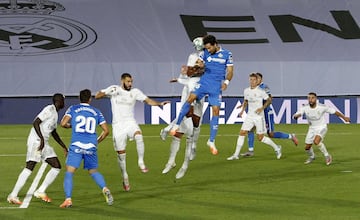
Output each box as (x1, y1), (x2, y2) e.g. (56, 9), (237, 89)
(340, 170), (353, 173)
(19, 163), (47, 209)
(0, 154), (26, 157)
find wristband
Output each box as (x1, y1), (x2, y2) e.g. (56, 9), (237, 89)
(224, 79), (230, 85)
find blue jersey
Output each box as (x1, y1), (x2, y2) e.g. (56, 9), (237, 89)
(200, 47), (233, 82)
(64, 103), (106, 149)
(258, 82), (274, 114)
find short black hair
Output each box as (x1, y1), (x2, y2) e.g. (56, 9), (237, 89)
(308, 92), (317, 97)
(203, 35), (217, 46)
(121, 73), (132, 80)
(80, 89), (92, 103)
(52, 93), (64, 104)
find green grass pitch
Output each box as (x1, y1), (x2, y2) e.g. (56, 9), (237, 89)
(0, 124), (359, 220)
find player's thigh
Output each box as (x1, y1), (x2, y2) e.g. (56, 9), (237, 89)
(305, 126), (327, 144)
(179, 117), (193, 136)
(193, 98), (204, 117)
(254, 117), (267, 134)
(83, 150), (98, 170)
(113, 122), (140, 151)
(241, 117), (256, 132)
(66, 146), (84, 169)
(26, 139), (42, 162)
(42, 144), (57, 160)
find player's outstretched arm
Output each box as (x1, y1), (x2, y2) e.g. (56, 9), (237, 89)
(95, 91), (106, 99)
(144, 98), (170, 106)
(335, 111), (351, 123)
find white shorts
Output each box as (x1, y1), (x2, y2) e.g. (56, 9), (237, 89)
(112, 121), (141, 151)
(26, 137), (57, 162)
(241, 114), (267, 134)
(305, 125), (328, 145)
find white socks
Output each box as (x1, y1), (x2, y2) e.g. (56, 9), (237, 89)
(37, 168), (60, 193)
(135, 134), (145, 166)
(167, 136), (181, 165)
(234, 135), (245, 156)
(117, 153), (128, 179)
(261, 136), (280, 151)
(317, 142), (329, 157)
(9, 168), (32, 197)
(192, 127), (200, 150)
(306, 147), (315, 158)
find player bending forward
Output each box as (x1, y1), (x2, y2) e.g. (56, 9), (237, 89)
(293, 92), (350, 165)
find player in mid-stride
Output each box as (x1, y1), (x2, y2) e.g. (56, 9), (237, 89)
(60, 89), (113, 208)
(7, 93), (68, 205)
(293, 92), (350, 165)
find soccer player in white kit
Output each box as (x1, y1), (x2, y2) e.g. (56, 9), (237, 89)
(160, 37), (205, 179)
(293, 92), (350, 165)
(7, 93), (68, 205)
(227, 73), (282, 161)
(95, 73), (169, 191)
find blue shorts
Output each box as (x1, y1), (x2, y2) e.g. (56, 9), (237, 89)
(192, 79), (222, 106)
(66, 145), (98, 170)
(264, 111), (275, 133)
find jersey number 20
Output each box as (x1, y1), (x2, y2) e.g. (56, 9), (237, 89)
(75, 115), (96, 134)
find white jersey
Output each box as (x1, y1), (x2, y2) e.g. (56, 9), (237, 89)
(244, 86), (269, 117)
(101, 85), (147, 124)
(28, 104), (58, 143)
(295, 103), (336, 127)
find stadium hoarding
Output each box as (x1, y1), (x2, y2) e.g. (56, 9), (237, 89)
(1, 96), (358, 124)
(145, 96), (358, 125)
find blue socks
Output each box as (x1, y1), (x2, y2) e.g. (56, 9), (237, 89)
(90, 172), (106, 189)
(209, 116), (219, 142)
(64, 171), (74, 198)
(176, 102), (191, 125)
(248, 131), (254, 151)
(273, 132), (290, 139)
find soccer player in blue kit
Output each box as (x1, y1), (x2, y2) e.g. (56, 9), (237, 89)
(59, 89), (113, 208)
(242, 72), (298, 157)
(170, 35), (234, 155)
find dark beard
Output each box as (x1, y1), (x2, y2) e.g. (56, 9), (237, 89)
(123, 83), (131, 91)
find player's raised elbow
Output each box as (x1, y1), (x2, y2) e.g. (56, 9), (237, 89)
(94, 91), (105, 99)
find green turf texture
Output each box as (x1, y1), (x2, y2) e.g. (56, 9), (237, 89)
(0, 124), (358, 220)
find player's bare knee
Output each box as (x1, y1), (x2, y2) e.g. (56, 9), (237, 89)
(192, 115), (201, 127)
(305, 145), (312, 150)
(26, 161), (37, 171)
(257, 134), (265, 141)
(239, 130), (247, 136)
(117, 150), (126, 154)
(46, 157), (61, 169)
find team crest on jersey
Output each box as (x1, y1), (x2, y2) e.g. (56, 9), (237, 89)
(0, 0), (97, 56)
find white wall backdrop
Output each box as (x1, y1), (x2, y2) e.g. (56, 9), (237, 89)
(0, 0), (359, 97)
